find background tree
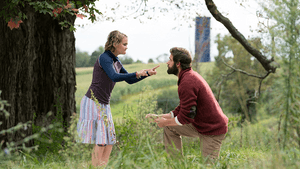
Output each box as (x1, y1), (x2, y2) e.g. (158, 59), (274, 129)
(119, 55), (134, 65)
(207, 34), (274, 123)
(88, 45), (104, 67)
(156, 53), (168, 63)
(259, 0), (300, 149)
(148, 58), (154, 63)
(75, 48), (89, 67)
(135, 59), (143, 64)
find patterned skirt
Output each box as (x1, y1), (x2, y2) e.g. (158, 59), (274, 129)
(77, 95), (116, 145)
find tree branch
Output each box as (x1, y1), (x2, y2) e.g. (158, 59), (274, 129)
(205, 0), (279, 73)
(216, 70), (235, 102)
(220, 56), (270, 97)
(221, 57), (270, 79)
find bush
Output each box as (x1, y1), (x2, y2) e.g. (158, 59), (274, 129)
(156, 87), (179, 113)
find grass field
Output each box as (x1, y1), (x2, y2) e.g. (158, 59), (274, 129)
(2, 105), (299, 169)
(75, 62), (214, 117)
(2, 62), (300, 169)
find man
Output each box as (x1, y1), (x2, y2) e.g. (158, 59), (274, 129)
(146, 47), (228, 160)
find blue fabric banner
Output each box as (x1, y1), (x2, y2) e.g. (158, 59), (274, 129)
(195, 17), (211, 62)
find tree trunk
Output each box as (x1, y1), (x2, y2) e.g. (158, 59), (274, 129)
(0, 5), (76, 147)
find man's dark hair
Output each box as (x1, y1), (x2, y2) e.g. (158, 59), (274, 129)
(170, 47), (192, 70)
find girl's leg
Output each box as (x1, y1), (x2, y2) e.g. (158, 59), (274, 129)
(92, 145), (105, 167)
(101, 145), (113, 166)
(91, 145), (113, 167)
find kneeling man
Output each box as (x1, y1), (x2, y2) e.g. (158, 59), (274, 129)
(146, 47), (228, 160)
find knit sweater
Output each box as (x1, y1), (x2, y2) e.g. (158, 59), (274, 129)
(172, 68), (228, 135)
(85, 50), (146, 104)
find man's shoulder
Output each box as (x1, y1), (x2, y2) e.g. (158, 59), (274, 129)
(182, 70), (202, 81)
(180, 70), (205, 89)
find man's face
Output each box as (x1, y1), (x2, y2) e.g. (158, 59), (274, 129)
(167, 54), (178, 75)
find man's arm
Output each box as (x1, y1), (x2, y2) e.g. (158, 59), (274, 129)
(154, 117), (179, 128)
(145, 110), (182, 127)
(175, 80), (198, 125)
(145, 112), (172, 121)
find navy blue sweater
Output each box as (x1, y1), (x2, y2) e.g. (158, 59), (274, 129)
(85, 50), (146, 104)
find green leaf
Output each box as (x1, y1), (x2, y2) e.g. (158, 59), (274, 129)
(46, 3), (54, 10)
(22, 13), (27, 20)
(291, 116), (300, 123)
(76, 1), (82, 6)
(69, 26), (76, 32)
(40, 10), (47, 14)
(12, 0), (19, 4)
(18, 12), (22, 19)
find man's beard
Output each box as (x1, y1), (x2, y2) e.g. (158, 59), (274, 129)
(167, 63), (179, 75)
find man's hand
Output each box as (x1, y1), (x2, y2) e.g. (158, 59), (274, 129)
(145, 114), (162, 122)
(154, 117), (167, 128)
(146, 113), (178, 127)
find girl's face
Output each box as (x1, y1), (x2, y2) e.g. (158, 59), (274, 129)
(114, 37), (128, 56)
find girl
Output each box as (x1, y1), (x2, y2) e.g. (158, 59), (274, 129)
(77, 30), (159, 167)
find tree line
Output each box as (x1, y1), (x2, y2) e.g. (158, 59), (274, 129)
(75, 46), (156, 67)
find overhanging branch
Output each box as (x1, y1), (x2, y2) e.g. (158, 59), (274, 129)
(205, 0), (279, 73)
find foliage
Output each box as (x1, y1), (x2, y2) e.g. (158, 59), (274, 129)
(148, 58), (154, 63)
(259, 0), (300, 149)
(32, 92), (65, 156)
(75, 46), (105, 67)
(114, 87), (162, 148)
(2, 95), (300, 168)
(75, 48), (90, 67)
(135, 59), (143, 64)
(156, 87), (179, 114)
(206, 34), (275, 123)
(118, 55), (134, 65)
(156, 53), (169, 63)
(89, 45), (104, 67)
(0, 0), (102, 31)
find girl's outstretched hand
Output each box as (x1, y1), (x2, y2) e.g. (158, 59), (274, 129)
(137, 69), (148, 77)
(147, 65), (160, 76)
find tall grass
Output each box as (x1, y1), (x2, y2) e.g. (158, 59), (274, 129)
(2, 87), (300, 169)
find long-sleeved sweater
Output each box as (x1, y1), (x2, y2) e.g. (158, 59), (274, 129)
(85, 50), (146, 104)
(172, 68), (228, 135)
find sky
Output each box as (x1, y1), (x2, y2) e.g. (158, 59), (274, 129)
(74, 0), (262, 63)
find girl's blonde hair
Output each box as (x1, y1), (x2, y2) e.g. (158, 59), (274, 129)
(105, 30), (127, 52)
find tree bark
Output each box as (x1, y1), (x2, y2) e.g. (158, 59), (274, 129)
(0, 4), (76, 146)
(205, 0), (279, 73)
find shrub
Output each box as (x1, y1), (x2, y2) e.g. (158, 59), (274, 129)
(156, 87), (179, 113)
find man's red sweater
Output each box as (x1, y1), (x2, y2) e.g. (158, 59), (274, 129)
(172, 68), (228, 135)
